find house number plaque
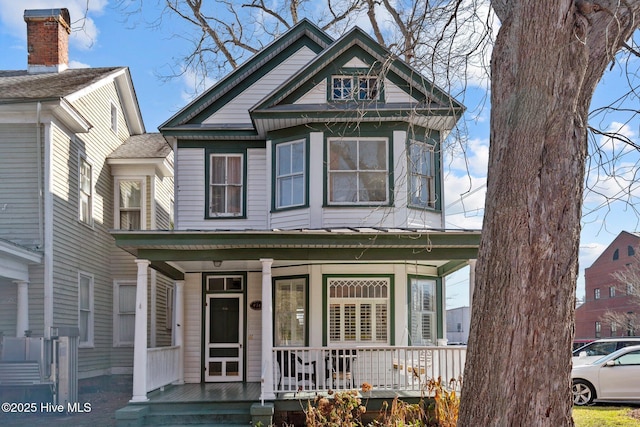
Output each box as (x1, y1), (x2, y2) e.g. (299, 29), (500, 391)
(249, 300), (262, 310)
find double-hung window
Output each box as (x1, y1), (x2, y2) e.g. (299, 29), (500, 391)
(79, 156), (93, 225)
(79, 272), (94, 347)
(408, 140), (436, 208)
(114, 281), (136, 346)
(118, 180), (143, 230)
(275, 140), (305, 209)
(274, 277), (307, 346)
(209, 154), (243, 216)
(328, 138), (388, 204)
(409, 278), (436, 345)
(327, 277), (389, 344)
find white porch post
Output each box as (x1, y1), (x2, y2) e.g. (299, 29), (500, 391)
(260, 258), (275, 400)
(468, 259), (477, 316)
(174, 280), (185, 385)
(15, 281), (29, 337)
(131, 259), (150, 402)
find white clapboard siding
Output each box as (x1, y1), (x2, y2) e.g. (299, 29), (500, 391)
(176, 148), (268, 230)
(0, 124), (41, 246)
(245, 272), (262, 382)
(407, 209), (443, 229)
(344, 57), (371, 68)
(183, 273), (202, 383)
(175, 148), (205, 230)
(50, 81), (133, 375)
(294, 80), (327, 104)
(321, 207), (395, 228)
(270, 207), (310, 229)
(203, 46), (317, 125)
(384, 78), (421, 104)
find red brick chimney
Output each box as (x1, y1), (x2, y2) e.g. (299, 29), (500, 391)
(23, 8), (71, 74)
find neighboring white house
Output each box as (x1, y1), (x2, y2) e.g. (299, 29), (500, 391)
(112, 19), (480, 402)
(0, 8), (173, 383)
(446, 306), (471, 344)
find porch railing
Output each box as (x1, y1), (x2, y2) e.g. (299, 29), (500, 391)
(146, 345), (180, 392)
(272, 346), (466, 394)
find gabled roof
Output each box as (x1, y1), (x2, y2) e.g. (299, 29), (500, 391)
(587, 230), (640, 269)
(250, 26), (464, 135)
(160, 22), (464, 140)
(0, 67), (122, 102)
(0, 67), (145, 135)
(108, 133), (172, 159)
(160, 19), (333, 130)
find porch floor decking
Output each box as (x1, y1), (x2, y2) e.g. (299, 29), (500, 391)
(136, 382), (427, 413)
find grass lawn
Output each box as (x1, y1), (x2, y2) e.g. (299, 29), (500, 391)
(573, 406), (640, 426)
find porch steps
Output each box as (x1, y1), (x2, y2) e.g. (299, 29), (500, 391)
(117, 401), (253, 426)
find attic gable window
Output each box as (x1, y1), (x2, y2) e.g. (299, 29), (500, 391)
(331, 75), (379, 101)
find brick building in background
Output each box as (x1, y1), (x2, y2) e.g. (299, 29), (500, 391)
(575, 231), (640, 341)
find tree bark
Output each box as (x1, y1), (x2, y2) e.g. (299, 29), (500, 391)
(459, 1), (640, 426)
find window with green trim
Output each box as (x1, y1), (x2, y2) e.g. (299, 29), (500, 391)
(408, 140), (436, 208)
(275, 140), (305, 209)
(331, 75), (379, 101)
(328, 277), (389, 344)
(409, 278), (436, 345)
(274, 277), (307, 346)
(209, 154), (243, 216)
(327, 138), (389, 204)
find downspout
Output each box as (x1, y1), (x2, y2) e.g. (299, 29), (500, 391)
(36, 102), (44, 247)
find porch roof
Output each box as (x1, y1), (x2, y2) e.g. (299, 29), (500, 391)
(112, 228), (480, 280)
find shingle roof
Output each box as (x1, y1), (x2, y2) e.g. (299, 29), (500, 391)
(0, 67), (123, 102)
(108, 133), (172, 159)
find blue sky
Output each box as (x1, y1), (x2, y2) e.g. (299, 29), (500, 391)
(2, 0), (639, 309)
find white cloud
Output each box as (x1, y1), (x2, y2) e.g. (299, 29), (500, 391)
(0, 0), (107, 50)
(69, 60), (90, 69)
(598, 121), (637, 154)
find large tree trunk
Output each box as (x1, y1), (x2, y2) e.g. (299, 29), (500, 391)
(459, 1), (640, 426)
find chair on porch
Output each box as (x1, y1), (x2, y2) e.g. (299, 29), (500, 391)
(276, 351), (316, 389)
(328, 349), (356, 388)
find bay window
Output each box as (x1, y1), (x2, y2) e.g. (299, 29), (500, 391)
(408, 140), (436, 208)
(327, 277), (389, 344)
(274, 277), (307, 346)
(328, 138), (388, 204)
(275, 140), (305, 209)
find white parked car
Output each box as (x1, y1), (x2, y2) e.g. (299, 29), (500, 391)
(571, 344), (640, 406)
(572, 338), (640, 366)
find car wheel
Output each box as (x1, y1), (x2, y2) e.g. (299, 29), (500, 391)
(572, 379), (596, 406)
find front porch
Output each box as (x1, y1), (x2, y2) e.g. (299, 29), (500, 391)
(116, 344), (465, 425)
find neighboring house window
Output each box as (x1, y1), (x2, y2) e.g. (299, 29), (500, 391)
(594, 288), (600, 300)
(274, 277), (307, 346)
(118, 180), (143, 230)
(629, 245), (635, 256)
(327, 277), (389, 344)
(628, 283), (635, 295)
(169, 199), (175, 230)
(410, 278), (437, 345)
(111, 102), (118, 133)
(114, 281), (136, 346)
(609, 286), (616, 298)
(79, 156), (93, 225)
(611, 322), (617, 337)
(209, 154), (243, 216)
(328, 138), (388, 204)
(275, 140), (305, 209)
(79, 272), (94, 347)
(166, 285), (174, 330)
(595, 321), (601, 338)
(613, 249), (619, 260)
(408, 140), (435, 208)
